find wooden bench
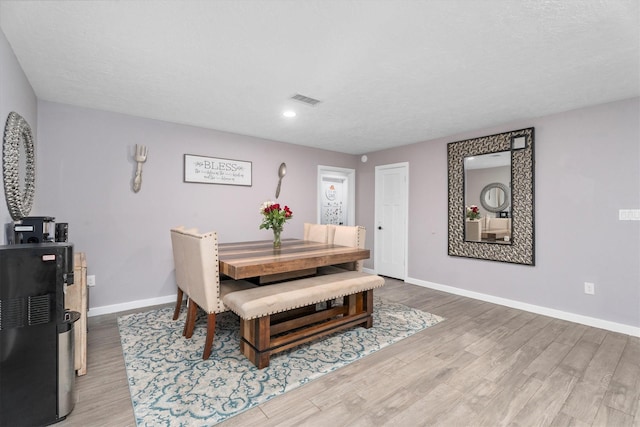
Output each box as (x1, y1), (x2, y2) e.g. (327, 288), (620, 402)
(222, 270), (385, 369)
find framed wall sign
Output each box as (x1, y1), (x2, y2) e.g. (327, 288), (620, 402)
(184, 154), (252, 186)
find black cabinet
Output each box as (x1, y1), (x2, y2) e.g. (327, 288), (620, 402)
(0, 243), (77, 427)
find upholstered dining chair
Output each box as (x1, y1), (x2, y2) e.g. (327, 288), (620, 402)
(170, 227), (256, 359)
(316, 225), (366, 278)
(328, 225), (366, 272)
(170, 226), (193, 320)
(303, 222), (332, 243)
(319, 225), (367, 308)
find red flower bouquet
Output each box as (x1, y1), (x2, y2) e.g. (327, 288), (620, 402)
(259, 201), (293, 247)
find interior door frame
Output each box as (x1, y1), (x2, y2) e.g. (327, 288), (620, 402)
(374, 162), (409, 279)
(317, 165), (356, 226)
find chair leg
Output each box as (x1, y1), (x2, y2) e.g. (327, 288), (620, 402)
(172, 287), (184, 320)
(184, 298), (198, 338)
(202, 313), (217, 360)
(182, 298), (189, 336)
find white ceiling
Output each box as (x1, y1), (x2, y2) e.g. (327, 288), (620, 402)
(1, 1), (638, 155)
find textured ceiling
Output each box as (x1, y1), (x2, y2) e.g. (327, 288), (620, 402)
(1, 1), (638, 155)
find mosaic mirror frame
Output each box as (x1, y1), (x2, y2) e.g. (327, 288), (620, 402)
(447, 127), (535, 265)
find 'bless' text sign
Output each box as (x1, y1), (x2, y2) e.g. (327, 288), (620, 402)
(184, 154), (252, 186)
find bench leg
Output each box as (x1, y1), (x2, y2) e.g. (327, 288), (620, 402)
(363, 289), (374, 328)
(345, 291), (373, 328)
(241, 316), (272, 369)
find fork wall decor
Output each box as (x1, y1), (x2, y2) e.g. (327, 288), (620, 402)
(132, 144), (148, 193)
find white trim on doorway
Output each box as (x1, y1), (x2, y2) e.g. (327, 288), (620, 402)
(317, 165), (356, 226)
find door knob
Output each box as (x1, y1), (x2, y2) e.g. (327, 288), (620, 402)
(378, 226), (382, 230)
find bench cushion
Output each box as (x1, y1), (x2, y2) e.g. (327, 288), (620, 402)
(222, 271), (385, 320)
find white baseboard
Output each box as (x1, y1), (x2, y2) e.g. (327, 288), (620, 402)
(88, 275), (640, 338)
(405, 276), (640, 338)
(88, 294), (177, 317)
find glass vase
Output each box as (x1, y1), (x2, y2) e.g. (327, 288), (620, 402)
(273, 227), (282, 248)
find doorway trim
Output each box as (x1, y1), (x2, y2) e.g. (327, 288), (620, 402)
(317, 165), (355, 226)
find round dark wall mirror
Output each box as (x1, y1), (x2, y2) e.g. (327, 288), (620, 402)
(3, 112), (36, 221)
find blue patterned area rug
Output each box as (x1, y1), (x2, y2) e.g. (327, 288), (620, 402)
(118, 297), (444, 426)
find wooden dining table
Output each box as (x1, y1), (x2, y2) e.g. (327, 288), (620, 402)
(218, 238), (370, 284)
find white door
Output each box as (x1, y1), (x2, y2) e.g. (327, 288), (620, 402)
(374, 163), (408, 279)
(317, 166), (355, 226)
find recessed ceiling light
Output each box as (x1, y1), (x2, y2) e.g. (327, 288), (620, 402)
(283, 110), (296, 118)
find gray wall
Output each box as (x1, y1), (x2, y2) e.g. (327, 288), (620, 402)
(0, 28), (38, 226)
(358, 97), (640, 329)
(36, 101), (358, 308)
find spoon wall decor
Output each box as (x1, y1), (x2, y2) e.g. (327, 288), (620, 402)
(275, 162), (286, 198)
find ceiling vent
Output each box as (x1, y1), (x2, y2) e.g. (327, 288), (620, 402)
(291, 93), (321, 106)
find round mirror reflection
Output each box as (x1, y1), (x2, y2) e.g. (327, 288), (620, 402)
(480, 182), (510, 213)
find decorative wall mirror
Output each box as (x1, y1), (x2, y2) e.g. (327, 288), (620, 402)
(448, 127), (535, 265)
(3, 112), (36, 221)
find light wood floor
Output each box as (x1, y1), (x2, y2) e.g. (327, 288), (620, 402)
(59, 279), (640, 427)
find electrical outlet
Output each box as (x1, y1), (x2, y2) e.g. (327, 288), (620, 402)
(584, 282), (595, 295)
(87, 275), (96, 287)
(619, 209), (640, 220)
